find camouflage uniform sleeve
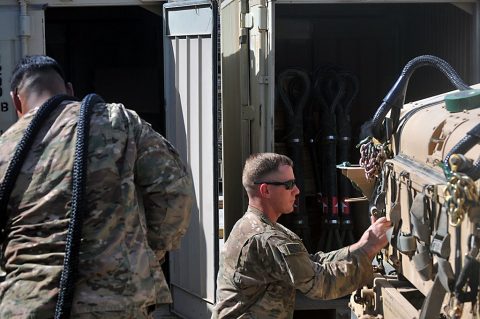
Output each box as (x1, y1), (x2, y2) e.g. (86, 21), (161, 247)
(302, 247), (374, 299)
(270, 237), (373, 300)
(133, 114), (193, 261)
(310, 246), (350, 263)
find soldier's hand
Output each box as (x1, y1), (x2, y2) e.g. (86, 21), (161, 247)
(352, 217), (391, 260)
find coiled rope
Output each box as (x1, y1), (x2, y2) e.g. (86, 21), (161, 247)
(0, 95), (73, 238)
(54, 93), (104, 319)
(0, 93), (104, 318)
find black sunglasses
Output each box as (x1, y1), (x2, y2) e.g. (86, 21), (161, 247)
(254, 179), (296, 190)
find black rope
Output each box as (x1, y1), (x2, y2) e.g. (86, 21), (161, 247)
(0, 92), (104, 318)
(335, 71), (359, 247)
(0, 95), (73, 239)
(304, 98), (322, 194)
(312, 66), (345, 252)
(277, 68), (312, 250)
(54, 93), (104, 319)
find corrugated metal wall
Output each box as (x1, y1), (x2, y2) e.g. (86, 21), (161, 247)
(0, 6), (18, 136)
(163, 2), (217, 318)
(0, 4), (46, 135)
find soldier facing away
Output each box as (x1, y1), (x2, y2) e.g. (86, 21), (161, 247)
(212, 152), (391, 319)
(0, 55), (193, 318)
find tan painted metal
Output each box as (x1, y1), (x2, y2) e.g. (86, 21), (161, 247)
(349, 84), (480, 319)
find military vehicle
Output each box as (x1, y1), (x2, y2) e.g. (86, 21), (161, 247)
(343, 55), (480, 319)
(1, 0), (480, 318)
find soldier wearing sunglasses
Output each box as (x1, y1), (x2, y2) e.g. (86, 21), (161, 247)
(212, 152), (391, 319)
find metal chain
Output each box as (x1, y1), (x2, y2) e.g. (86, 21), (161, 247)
(447, 297), (463, 319)
(444, 171), (478, 227)
(359, 138), (391, 180)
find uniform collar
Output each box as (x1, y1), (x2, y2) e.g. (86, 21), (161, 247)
(246, 205), (276, 227)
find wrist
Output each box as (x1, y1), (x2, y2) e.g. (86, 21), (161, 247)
(349, 241), (375, 260)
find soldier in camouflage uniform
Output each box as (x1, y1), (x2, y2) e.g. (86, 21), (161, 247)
(212, 153), (391, 318)
(0, 55), (193, 318)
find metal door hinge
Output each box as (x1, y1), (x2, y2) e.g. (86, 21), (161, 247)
(258, 75), (271, 84)
(242, 105), (255, 120)
(241, 12), (254, 29)
(19, 15), (31, 37)
(241, 6), (267, 31)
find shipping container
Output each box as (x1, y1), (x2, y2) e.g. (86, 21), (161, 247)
(0, 1), (219, 318)
(1, 0), (479, 318)
(220, 0), (479, 317)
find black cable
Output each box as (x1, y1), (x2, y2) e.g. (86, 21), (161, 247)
(368, 55), (471, 142)
(444, 123), (480, 180)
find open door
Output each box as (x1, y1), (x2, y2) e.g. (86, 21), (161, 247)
(0, 4), (45, 135)
(163, 1), (219, 318)
(221, 0), (272, 237)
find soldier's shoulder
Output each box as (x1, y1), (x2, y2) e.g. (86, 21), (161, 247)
(274, 223), (301, 240)
(228, 213), (273, 238)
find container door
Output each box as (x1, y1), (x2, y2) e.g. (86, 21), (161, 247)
(221, 0), (272, 237)
(163, 1), (219, 318)
(0, 4), (46, 135)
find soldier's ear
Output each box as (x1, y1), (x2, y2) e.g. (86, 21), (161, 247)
(66, 82), (74, 96)
(11, 90), (23, 117)
(259, 183), (270, 198)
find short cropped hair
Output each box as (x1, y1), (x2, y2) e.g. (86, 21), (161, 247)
(242, 153), (293, 194)
(10, 55), (66, 92)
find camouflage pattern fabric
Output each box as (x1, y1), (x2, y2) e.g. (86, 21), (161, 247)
(0, 100), (193, 318)
(212, 206), (373, 319)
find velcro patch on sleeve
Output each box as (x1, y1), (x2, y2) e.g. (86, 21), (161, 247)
(279, 243), (306, 255)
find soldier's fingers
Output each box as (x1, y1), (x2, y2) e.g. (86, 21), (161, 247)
(378, 217), (391, 224)
(375, 217), (392, 228)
